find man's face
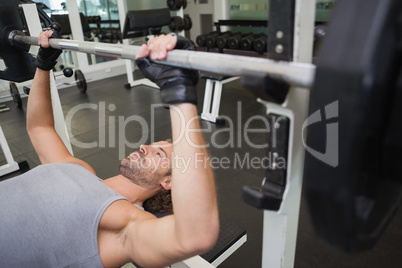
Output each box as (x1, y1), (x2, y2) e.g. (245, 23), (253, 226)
(119, 141), (173, 190)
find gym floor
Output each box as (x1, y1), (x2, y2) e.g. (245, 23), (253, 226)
(0, 71), (401, 268)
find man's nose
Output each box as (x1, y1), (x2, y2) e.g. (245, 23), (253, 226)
(140, 145), (149, 155)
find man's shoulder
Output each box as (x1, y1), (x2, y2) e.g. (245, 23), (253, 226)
(100, 200), (156, 231)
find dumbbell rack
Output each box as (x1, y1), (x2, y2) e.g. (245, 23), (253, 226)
(214, 19), (267, 33)
(198, 20), (268, 55)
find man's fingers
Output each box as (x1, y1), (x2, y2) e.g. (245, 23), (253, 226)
(165, 34), (177, 50)
(148, 34), (177, 60)
(39, 35), (49, 47)
(135, 44), (150, 59)
(38, 30), (54, 48)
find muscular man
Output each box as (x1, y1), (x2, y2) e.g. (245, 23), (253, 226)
(0, 31), (219, 268)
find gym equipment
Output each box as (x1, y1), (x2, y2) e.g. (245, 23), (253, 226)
(216, 31), (233, 50)
(121, 8), (171, 89)
(0, 1), (36, 83)
(239, 32), (256, 51)
(183, 15), (192, 31)
(167, 0), (181, 11)
(122, 8), (171, 38)
(4, 31), (315, 88)
(239, 0), (313, 266)
(55, 68), (87, 93)
(253, 34), (268, 54)
(9, 82), (22, 108)
(167, 0), (187, 11)
(196, 31), (218, 47)
(205, 32), (220, 49)
(18, 68), (87, 97)
(181, 0), (187, 10)
(74, 69), (87, 93)
(0, 125), (29, 178)
(241, 33), (267, 51)
(304, 0), (402, 252)
(242, 0), (402, 262)
(62, 67), (73, 77)
(0, 124), (19, 176)
(199, 219), (246, 266)
(169, 16), (185, 32)
(227, 32), (244, 50)
(201, 75), (239, 124)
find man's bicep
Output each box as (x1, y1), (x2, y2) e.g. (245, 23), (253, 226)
(28, 126), (95, 174)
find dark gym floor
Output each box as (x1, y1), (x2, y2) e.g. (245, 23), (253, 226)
(0, 72), (401, 268)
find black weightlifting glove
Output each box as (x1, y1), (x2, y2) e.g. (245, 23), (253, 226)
(135, 36), (200, 105)
(34, 28), (62, 71)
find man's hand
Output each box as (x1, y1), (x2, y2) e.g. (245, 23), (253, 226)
(35, 29), (62, 71)
(135, 34), (199, 105)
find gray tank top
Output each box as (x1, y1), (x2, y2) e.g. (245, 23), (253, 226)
(0, 163), (127, 267)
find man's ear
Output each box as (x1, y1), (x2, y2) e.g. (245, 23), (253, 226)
(161, 176), (172, 190)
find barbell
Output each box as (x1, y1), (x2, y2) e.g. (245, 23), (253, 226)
(5, 30), (315, 89)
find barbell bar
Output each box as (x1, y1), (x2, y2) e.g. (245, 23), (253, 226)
(8, 31), (316, 89)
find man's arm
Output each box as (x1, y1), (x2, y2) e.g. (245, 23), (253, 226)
(169, 103), (219, 250)
(120, 104), (219, 267)
(26, 30), (95, 173)
(120, 35), (219, 267)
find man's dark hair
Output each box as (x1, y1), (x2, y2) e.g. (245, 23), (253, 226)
(143, 189), (172, 213)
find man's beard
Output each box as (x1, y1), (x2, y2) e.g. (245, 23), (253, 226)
(119, 157), (162, 190)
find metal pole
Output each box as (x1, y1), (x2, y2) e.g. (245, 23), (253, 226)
(10, 33), (316, 88)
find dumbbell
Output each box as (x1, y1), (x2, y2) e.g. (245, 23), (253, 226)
(167, 0), (187, 11)
(205, 32), (221, 49)
(169, 16), (185, 32)
(196, 31), (218, 47)
(58, 68), (87, 93)
(23, 68), (87, 96)
(167, 0), (180, 10)
(216, 31), (233, 50)
(253, 34), (268, 54)
(227, 32), (244, 50)
(183, 15), (192, 31)
(241, 33), (267, 51)
(182, 0), (187, 9)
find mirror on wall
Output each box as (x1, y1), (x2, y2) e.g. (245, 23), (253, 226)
(35, 0), (121, 69)
(76, 0), (121, 65)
